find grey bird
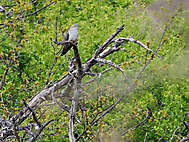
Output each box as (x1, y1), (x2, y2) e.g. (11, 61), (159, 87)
(61, 24), (78, 56)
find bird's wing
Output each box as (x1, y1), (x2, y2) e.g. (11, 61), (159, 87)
(61, 29), (70, 56)
(61, 44), (72, 56)
(63, 30), (69, 41)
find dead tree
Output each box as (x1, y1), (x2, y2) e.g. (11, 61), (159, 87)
(0, 13), (164, 141)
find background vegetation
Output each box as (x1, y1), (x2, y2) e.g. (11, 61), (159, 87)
(0, 0), (189, 141)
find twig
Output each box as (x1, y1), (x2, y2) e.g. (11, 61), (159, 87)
(55, 16), (58, 43)
(144, 133), (148, 142)
(23, 1), (55, 18)
(2, 4), (17, 7)
(94, 24), (125, 58)
(95, 58), (130, 82)
(68, 79), (81, 142)
(121, 110), (153, 136)
(144, 50), (148, 64)
(23, 99), (42, 128)
(115, 37), (162, 58)
(135, 25), (167, 79)
(27, 119), (54, 142)
(169, 127), (181, 142)
(179, 137), (189, 142)
(46, 39), (57, 85)
(12, 118), (20, 142)
(51, 83), (70, 112)
(83, 68), (112, 85)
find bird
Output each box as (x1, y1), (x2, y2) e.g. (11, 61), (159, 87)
(61, 24), (78, 56)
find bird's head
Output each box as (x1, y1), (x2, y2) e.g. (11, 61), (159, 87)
(70, 24), (78, 29)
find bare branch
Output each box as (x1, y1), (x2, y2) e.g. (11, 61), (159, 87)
(136, 25), (167, 79)
(23, 100), (42, 128)
(46, 39), (57, 85)
(179, 137), (189, 142)
(55, 16), (58, 43)
(73, 44), (82, 73)
(93, 24), (125, 57)
(115, 37), (162, 58)
(169, 127), (181, 142)
(68, 79), (81, 142)
(95, 58), (130, 82)
(83, 68), (112, 85)
(26, 119), (54, 142)
(2, 4), (17, 7)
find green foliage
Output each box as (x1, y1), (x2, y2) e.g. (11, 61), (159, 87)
(0, 0), (55, 115)
(96, 2), (189, 141)
(132, 77), (189, 141)
(1, 0), (188, 141)
(0, 0), (152, 114)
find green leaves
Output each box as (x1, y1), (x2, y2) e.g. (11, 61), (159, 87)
(1, 0), (188, 141)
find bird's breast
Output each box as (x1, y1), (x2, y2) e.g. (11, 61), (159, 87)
(68, 28), (78, 41)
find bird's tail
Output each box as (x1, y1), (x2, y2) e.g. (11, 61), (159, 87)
(61, 44), (72, 56)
